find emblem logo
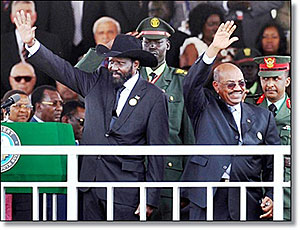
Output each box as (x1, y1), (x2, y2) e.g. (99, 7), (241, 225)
(264, 57), (276, 68)
(150, 18), (160, 28)
(1, 126), (21, 173)
(243, 48), (251, 57)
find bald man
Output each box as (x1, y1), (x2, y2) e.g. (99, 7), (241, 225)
(181, 21), (280, 221)
(9, 62), (36, 95)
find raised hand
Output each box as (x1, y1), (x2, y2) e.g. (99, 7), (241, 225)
(206, 20), (239, 58)
(14, 10), (37, 46)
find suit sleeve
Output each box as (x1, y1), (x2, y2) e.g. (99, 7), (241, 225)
(146, 91), (168, 207)
(28, 43), (101, 97)
(183, 54), (212, 121)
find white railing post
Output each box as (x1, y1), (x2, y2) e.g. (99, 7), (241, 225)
(206, 186), (213, 221)
(139, 186), (146, 221)
(32, 186), (39, 221)
(52, 193), (57, 221)
(240, 186), (247, 221)
(172, 186), (180, 221)
(273, 152), (284, 220)
(43, 193), (47, 221)
(107, 186), (114, 221)
(67, 153), (78, 221)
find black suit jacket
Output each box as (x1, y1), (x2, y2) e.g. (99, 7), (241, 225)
(181, 55), (281, 220)
(1, 30), (63, 97)
(28, 43), (169, 208)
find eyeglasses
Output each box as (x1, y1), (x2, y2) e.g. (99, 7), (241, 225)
(41, 100), (64, 107)
(73, 117), (85, 126)
(219, 80), (247, 90)
(11, 76), (33, 82)
(11, 104), (33, 109)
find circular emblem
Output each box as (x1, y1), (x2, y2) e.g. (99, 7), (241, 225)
(150, 18), (160, 28)
(129, 98), (138, 106)
(1, 126), (21, 173)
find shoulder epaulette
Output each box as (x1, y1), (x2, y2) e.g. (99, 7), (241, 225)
(286, 98), (291, 109)
(256, 94), (265, 105)
(175, 68), (187, 75)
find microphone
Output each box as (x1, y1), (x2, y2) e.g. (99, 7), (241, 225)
(1, 94), (21, 109)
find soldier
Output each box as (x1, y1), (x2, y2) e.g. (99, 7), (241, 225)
(254, 55), (291, 220)
(234, 47), (262, 104)
(136, 17), (195, 221)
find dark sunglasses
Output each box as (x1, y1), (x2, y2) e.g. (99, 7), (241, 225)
(219, 80), (246, 90)
(12, 76), (33, 82)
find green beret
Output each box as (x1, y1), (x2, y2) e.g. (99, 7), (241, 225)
(136, 17), (175, 39)
(253, 55), (291, 77)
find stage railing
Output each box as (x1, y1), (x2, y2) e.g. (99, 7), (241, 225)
(1, 145), (290, 221)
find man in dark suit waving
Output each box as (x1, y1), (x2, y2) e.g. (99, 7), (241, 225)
(181, 21), (280, 220)
(14, 10), (168, 221)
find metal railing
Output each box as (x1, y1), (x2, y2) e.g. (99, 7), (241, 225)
(1, 145), (290, 221)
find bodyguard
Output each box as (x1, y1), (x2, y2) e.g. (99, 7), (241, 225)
(254, 55), (291, 220)
(136, 17), (195, 220)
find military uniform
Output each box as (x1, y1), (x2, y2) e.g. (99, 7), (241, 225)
(137, 17), (195, 220)
(234, 48), (262, 104)
(254, 55), (291, 221)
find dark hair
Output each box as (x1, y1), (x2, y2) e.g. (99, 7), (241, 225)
(31, 85), (58, 111)
(255, 20), (287, 55)
(1, 89), (27, 103)
(61, 100), (85, 119)
(188, 3), (224, 37)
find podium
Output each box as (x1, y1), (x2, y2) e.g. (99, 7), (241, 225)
(1, 122), (75, 194)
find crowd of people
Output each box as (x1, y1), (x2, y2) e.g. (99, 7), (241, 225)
(1, 1), (291, 222)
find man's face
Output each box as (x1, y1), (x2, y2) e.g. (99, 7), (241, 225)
(9, 94), (32, 122)
(10, 2), (37, 26)
(9, 64), (36, 95)
(142, 37), (169, 67)
(68, 107), (85, 141)
(238, 62), (259, 88)
(37, 90), (63, 122)
(213, 64), (246, 106)
(108, 57), (135, 88)
(94, 21), (119, 45)
(260, 73), (290, 103)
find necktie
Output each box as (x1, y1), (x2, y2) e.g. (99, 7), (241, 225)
(268, 104), (277, 117)
(228, 106), (243, 145)
(148, 72), (156, 82)
(110, 86), (125, 129)
(21, 43), (28, 61)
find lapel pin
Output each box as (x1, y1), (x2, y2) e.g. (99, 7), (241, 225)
(257, 132), (263, 140)
(247, 119), (251, 123)
(129, 95), (140, 106)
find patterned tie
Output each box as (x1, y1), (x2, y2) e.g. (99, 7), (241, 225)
(21, 43), (28, 61)
(268, 103), (277, 117)
(148, 72), (156, 82)
(110, 86), (125, 129)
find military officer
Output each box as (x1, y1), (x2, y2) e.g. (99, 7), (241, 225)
(254, 55), (291, 220)
(234, 47), (262, 104)
(136, 17), (195, 221)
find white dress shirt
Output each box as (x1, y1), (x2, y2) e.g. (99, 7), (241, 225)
(116, 72), (139, 116)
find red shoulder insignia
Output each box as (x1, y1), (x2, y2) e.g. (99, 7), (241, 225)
(286, 98), (291, 109)
(256, 94), (265, 105)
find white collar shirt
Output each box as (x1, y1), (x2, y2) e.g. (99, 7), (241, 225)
(116, 71), (139, 117)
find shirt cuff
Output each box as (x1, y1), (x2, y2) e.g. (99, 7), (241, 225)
(203, 52), (216, 65)
(25, 39), (41, 57)
(223, 1), (229, 13)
